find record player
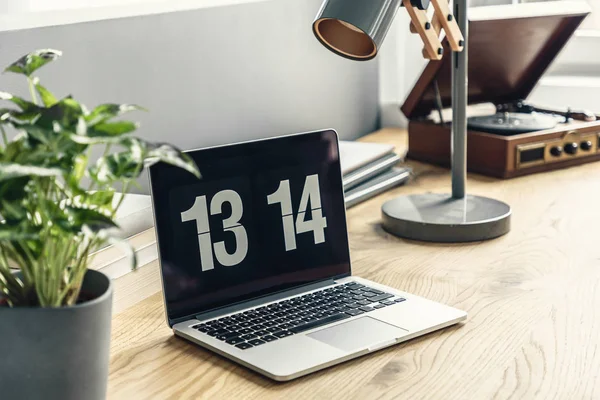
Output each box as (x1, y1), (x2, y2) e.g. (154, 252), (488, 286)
(402, 2), (599, 178)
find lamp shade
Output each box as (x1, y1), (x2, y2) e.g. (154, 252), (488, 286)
(313, 0), (401, 61)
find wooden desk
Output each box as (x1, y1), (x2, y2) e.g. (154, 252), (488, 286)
(109, 128), (600, 399)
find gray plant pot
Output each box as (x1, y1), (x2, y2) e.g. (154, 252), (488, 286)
(0, 269), (113, 400)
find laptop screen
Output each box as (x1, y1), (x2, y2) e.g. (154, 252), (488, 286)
(149, 130), (351, 323)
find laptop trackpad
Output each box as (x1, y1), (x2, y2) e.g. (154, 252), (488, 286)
(307, 317), (407, 352)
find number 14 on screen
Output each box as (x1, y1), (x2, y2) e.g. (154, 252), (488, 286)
(267, 174), (328, 251)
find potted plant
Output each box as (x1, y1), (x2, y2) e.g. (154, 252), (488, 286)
(0, 49), (200, 399)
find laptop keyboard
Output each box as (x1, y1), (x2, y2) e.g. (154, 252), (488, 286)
(191, 282), (406, 350)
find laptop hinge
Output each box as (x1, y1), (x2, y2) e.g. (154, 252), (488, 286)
(194, 278), (339, 322)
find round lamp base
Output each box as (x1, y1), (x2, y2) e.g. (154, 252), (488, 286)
(381, 193), (511, 243)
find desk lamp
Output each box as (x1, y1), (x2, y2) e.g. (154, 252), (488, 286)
(313, 0), (511, 242)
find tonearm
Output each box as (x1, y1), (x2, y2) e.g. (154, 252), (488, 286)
(497, 100), (598, 122)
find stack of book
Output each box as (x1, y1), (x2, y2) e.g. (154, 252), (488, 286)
(88, 193), (157, 279)
(339, 141), (410, 208)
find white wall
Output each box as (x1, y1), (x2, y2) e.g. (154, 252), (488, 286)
(0, 0), (379, 193)
(377, 10), (428, 128)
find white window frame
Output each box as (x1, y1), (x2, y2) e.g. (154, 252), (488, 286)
(545, 30), (600, 77)
(529, 28), (600, 113)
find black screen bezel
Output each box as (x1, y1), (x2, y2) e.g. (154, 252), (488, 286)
(149, 129), (352, 326)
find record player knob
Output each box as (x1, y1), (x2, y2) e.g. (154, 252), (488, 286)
(550, 146), (563, 157)
(580, 140), (593, 151)
(564, 142), (578, 155)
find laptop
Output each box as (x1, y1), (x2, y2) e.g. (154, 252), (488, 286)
(149, 129), (467, 381)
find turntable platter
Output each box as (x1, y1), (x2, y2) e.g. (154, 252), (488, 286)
(467, 112), (559, 135)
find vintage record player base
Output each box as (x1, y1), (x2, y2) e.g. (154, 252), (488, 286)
(381, 193), (511, 242)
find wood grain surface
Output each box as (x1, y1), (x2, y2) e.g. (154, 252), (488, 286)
(108, 128), (600, 399)
(111, 260), (161, 315)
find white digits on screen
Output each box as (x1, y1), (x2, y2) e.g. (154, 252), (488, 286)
(180, 190), (248, 271)
(296, 174), (327, 244)
(210, 190), (248, 267)
(267, 174), (328, 251)
(267, 180), (297, 251)
(180, 196), (214, 271)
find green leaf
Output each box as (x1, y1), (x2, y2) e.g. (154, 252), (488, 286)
(0, 108), (21, 123)
(105, 152), (143, 178)
(37, 131), (88, 160)
(85, 103), (146, 125)
(119, 137), (146, 159)
(4, 49), (62, 77)
(3, 136), (32, 162)
(0, 108), (40, 124)
(65, 206), (118, 232)
(37, 97), (83, 130)
(0, 108), (11, 121)
(33, 77), (58, 107)
(0, 176), (28, 201)
(0, 186), (28, 221)
(12, 239), (44, 263)
(66, 132), (125, 145)
(89, 137), (146, 182)
(0, 198), (28, 221)
(0, 224), (41, 241)
(90, 137), (200, 183)
(90, 151), (143, 183)
(0, 162), (62, 182)
(66, 153), (88, 193)
(86, 190), (115, 207)
(41, 201), (72, 233)
(72, 154), (87, 182)
(1, 134), (71, 170)
(0, 143), (66, 214)
(0, 92), (40, 113)
(89, 121), (138, 137)
(19, 124), (54, 145)
(145, 142), (201, 178)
